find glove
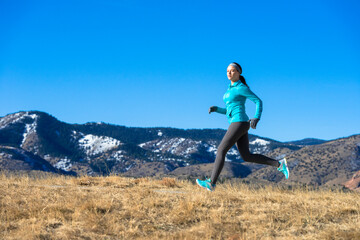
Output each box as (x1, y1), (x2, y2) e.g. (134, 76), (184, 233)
(208, 106), (217, 114)
(248, 118), (260, 129)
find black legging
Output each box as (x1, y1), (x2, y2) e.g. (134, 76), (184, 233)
(210, 121), (279, 184)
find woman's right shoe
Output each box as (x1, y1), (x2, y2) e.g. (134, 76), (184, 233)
(196, 178), (216, 191)
(277, 158), (289, 179)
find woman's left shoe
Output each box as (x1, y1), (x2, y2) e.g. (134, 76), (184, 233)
(277, 158), (289, 179)
(196, 178), (216, 191)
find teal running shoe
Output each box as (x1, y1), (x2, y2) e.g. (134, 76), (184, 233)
(277, 158), (289, 179)
(196, 178), (215, 192)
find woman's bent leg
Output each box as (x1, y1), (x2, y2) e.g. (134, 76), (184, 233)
(210, 122), (249, 184)
(236, 132), (279, 167)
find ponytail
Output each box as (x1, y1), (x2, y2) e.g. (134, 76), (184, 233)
(239, 75), (249, 88)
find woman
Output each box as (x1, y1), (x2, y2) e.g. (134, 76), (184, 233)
(196, 62), (289, 191)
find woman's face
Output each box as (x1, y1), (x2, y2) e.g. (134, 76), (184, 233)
(227, 65), (240, 82)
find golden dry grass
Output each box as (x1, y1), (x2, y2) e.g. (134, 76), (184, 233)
(0, 172), (359, 240)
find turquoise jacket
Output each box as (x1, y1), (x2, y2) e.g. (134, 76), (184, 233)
(215, 80), (263, 123)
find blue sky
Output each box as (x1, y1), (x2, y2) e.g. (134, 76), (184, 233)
(1, 0), (359, 142)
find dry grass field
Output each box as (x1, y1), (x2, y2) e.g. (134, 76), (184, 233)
(1, 171), (359, 240)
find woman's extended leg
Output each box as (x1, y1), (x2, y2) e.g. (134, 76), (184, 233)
(236, 131), (279, 167)
(210, 122), (249, 184)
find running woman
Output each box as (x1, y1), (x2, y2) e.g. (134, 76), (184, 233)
(196, 62), (289, 191)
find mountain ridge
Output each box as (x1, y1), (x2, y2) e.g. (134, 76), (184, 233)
(0, 110), (359, 190)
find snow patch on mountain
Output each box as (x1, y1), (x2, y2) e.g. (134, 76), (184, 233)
(250, 138), (270, 146)
(138, 137), (202, 157)
(71, 130), (84, 141)
(184, 144), (198, 155)
(205, 143), (218, 155)
(21, 114), (38, 147)
(227, 147), (239, 155)
(54, 157), (72, 171)
(138, 143), (146, 148)
(167, 138), (186, 154)
(252, 147), (269, 154)
(78, 134), (122, 156)
(0, 111), (38, 130)
(109, 150), (126, 162)
(249, 138), (271, 154)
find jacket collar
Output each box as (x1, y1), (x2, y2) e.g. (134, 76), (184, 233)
(228, 80), (242, 88)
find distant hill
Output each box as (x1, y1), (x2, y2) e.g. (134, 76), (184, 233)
(284, 138), (327, 146)
(1, 110), (359, 190)
(246, 134), (360, 187)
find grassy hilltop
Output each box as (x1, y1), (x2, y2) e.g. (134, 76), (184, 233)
(1, 172), (359, 240)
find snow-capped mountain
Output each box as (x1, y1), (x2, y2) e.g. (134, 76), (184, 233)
(1, 110), (359, 189)
(0, 111), (297, 174)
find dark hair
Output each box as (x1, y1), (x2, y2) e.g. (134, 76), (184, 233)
(232, 62), (249, 88)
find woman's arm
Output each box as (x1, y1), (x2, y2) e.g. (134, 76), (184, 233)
(215, 107), (227, 115)
(209, 106), (227, 115)
(238, 86), (263, 119)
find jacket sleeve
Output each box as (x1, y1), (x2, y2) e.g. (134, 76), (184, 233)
(238, 86), (263, 119)
(214, 107), (227, 115)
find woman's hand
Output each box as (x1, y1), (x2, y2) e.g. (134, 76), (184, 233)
(248, 118), (260, 129)
(208, 106), (217, 114)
